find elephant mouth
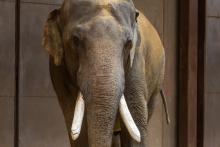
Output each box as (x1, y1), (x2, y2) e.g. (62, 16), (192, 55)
(70, 92), (141, 143)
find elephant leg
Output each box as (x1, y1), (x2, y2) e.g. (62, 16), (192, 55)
(57, 95), (88, 147)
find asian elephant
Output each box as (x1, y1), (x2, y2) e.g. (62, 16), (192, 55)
(42, 0), (169, 147)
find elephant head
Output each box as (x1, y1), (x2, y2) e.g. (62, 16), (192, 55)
(42, 0), (141, 146)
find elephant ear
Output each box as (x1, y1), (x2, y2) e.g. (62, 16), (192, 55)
(130, 11), (140, 68)
(42, 9), (63, 66)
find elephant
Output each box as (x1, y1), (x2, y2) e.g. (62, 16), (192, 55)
(42, 0), (169, 147)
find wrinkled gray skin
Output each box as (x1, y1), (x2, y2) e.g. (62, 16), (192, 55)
(42, 0), (165, 147)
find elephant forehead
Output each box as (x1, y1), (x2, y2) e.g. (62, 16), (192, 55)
(75, 0), (118, 3)
(69, 0), (125, 5)
(64, 0), (135, 26)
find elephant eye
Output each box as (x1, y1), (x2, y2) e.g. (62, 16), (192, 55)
(135, 11), (139, 22)
(72, 35), (81, 47)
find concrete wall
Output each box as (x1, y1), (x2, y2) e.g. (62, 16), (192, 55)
(18, 1), (70, 147)
(0, 1), (15, 147)
(204, 0), (220, 147)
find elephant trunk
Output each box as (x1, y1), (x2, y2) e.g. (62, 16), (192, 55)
(75, 40), (123, 146)
(86, 74), (122, 147)
(71, 93), (141, 145)
(73, 42), (140, 146)
(72, 74), (140, 146)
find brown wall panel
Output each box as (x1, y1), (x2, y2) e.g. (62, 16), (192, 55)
(134, 0), (163, 38)
(19, 3), (58, 97)
(0, 98), (14, 147)
(0, 1), (15, 97)
(19, 2), (69, 147)
(204, 17), (220, 147)
(207, 0), (220, 17)
(204, 93), (220, 147)
(0, 1), (15, 147)
(205, 18), (220, 93)
(19, 97), (69, 147)
(163, 0), (178, 146)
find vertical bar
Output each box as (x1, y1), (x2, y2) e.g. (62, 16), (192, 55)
(178, 0), (198, 147)
(15, 0), (20, 147)
(197, 0), (206, 146)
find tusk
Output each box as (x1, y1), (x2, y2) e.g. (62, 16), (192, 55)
(71, 92), (85, 140)
(119, 95), (141, 142)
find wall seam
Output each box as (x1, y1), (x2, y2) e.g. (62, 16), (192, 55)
(14, 0), (20, 146)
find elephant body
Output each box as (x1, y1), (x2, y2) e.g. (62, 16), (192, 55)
(43, 0), (165, 147)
